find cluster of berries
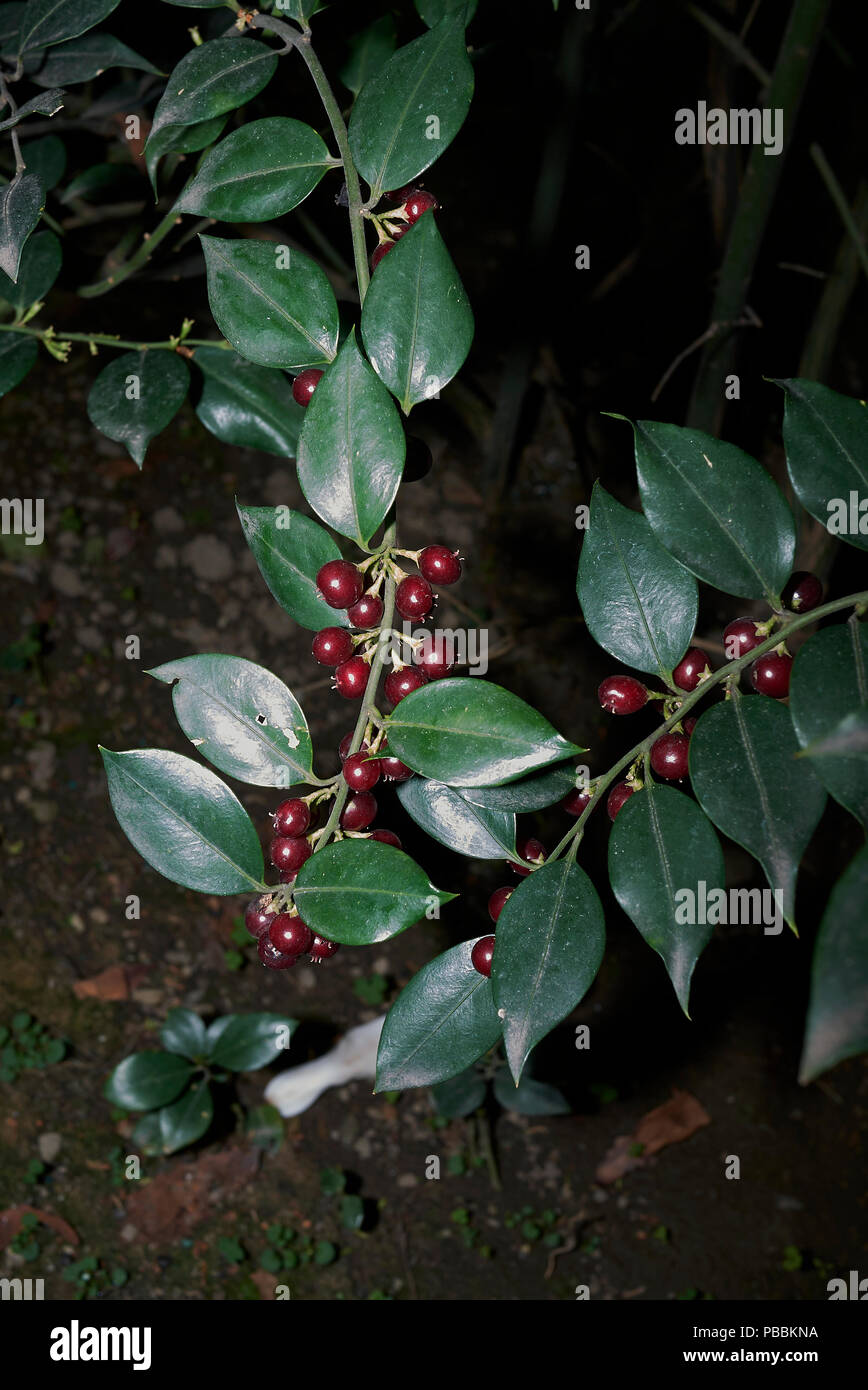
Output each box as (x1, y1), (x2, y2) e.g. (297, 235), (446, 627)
(471, 837), (549, 976)
(370, 184), (440, 270)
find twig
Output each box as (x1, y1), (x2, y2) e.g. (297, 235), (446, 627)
(651, 308), (760, 402)
(810, 143), (868, 285)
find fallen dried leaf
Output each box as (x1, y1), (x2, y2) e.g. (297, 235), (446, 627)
(596, 1089), (711, 1183)
(124, 1149), (260, 1244)
(0, 1206), (79, 1249)
(73, 964), (149, 1001)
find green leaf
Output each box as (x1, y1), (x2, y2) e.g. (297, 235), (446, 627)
(17, 0), (121, 54)
(397, 777), (516, 859)
(349, 11), (474, 200)
(0, 230), (61, 309)
(623, 417), (796, 602)
(146, 38), (277, 174)
(99, 746), (265, 895)
(799, 846), (868, 1083)
(104, 1052), (194, 1110)
(415, 0), (478, 26)
(320, 1165), (346, 1195)
(175, 117), (332, 222)
(145, 113), (228, 189)
(19, 134), (66, 190)
(0, 5), (25, 49)
(689, 696), (826, 930)
(577, 482), (698, 679)
(148, 653), (314, 788)
(293, 840), (455, 945)
(340, 15), (397, 96)
(246, 1102), (284, 1152)
(384, 677), (583, 787)
(59, 161), (143, 205)
(194, 347), (304, 457)
(314, 1239), (337, 1265)
(789, 622), (868, 829)
(361, 213), (473, 413)
(457, 765), (578, 812)
(158, 1079), (213, 1154)
(375, 938), (502, 1091)
(491, 860), (605, 1083)
(774, 378), (868, 554)
(492, 1069), (570, 1116)
(0, 88), (65, 132)
(160, 1007), (208, 1061)
(31, 32), (161, 86)
(297, 332), (405, 547)
(0, 331), (37, 397)
(430, 1065), (486, 1117)
(340, 1194), (365, 1231)
(201, 235), (339, 372)
(798, 710), (868, 762)
(0, 172), (43, 281)
(210, 1013), (297, 1071)
(608, 783), (724, 1014)
(236, 502), (349, 631)
(86, 349), (189, 466)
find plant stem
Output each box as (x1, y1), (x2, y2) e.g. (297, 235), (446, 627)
(76, 208), (181, 299)
(548, 588), (868, 863)
(809, 144), (868, 286)
(0, 321), (230, 352)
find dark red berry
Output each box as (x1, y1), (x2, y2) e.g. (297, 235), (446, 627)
(650, 733), (690, 780)
(405, 190), (439, 224)
(672, 647), (710, 692)
(317, 560), (363, 610)
(511, 836), (546, 876)
(340, 791), (378, 831)
(343, 751), (381, 791)
(309, 935), (340, 962)
(270, 836), (312, 873)
(395, 574), (434, 620)
(415, 633), (455, 680)
(488, 887), (513, 922)
(370, 828), (402, 849)
(268, 913), (313, 957)
(404, 436), (433, 483)
(273, 798), (311, 838)
(723, 617), (764, 661)
(292, 369), (323, 407)
(385, 182), (422, 204)
(607, 781), (635, 821)
(418, 545), (461, 586)
(384, 666), (427, 705)
(471, 935), (496, 977)
(244, 898), (274, 939)
(339, 733), (369, 762)
(334, 655), (370, 699)
(258, 935), (297, 970)
(561, 787), (591, 817)
(782, 571), (823, 614)
(312, 626), (354, 666)
(378, 743), (414, 782)
(347, 591), (384, 629)
(598, 675), (648, 715)
(371, 240), (395, 269)
(279, 868), (299, 884)
(682, 716), (698, 738)
(750, 652), (792, 698)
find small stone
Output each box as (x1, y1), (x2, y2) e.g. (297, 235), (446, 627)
(182, 535), (233, 582)
(153, 507), (184, 535)
(154, 545), (178, 570)
(38, 1132), (62, 1163)
(120, 1224), (138, 1243)
(397, 1173), (418, 1189)
(50, 562), (86, 597)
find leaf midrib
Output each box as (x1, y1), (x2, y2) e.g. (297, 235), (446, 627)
(207, 240), (334, 361)
(167, 665), (311, 780)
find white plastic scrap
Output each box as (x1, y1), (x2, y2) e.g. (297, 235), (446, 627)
(264, 1015), (386, 1117)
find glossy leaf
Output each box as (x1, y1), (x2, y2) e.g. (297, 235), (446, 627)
(160, 1007), (208, 1061)
(0, 172), (43, 281)
(145, 113), (228, 188)
(375, 938), (501, 1091)
(175, 118), (333, 222)
(0, 88), (65, 130)
(0, 4), (25, 49)
(361, 213), (473, 413)
(384, 677), (584, 787)
(104, 1051), (194, 1110)
(17, 0), (120, 53)
(209, 1014), (297, 1071)
(146, 38), (277, 166)
(577, 482), (697, 679)
(86, 349), (189, 466)
(99, 747), (265, 895)
(608, 783), (723, 1014)
(459, 764), (579, 813)
(415, 0), (478, 25)
(297, 333), (405, 547)
(201, 235), (339, 372)
(340, 15), (397, 96)
(31, 33), (161, 86)
(397, 777), (516, 859)
(789, 623), (868, 829)
(158, 1078), (213, 1154)
(19, 134), (66, 190)
(430, 1066), (486, 1117)
(267, 0), (324, 20)
(293, 841), (455, 945)
(348, 11), (474, 199)
(148, 653), (314, 788)
(799, 846), (868, 1083)
(689, 696), (826, 930)
(59, 160), (142, 205)
(798, 710), (868, 761)
(492, 860), (605, 1083)
(492, 1068), (570, 1116)
(774, 378), (868, 555)
(624, 417), (796, 602)
(236, 502), (349, 631)
(194, 346), (304, 457)
(0, 229), (61, 309)
(0, 331), (37, 397)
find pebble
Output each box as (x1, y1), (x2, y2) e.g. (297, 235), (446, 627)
(182, 534), (233, 581)
(38, 1132), (62, 1163)
(153, 506), (184, 535)
(50, 562), (87, 597)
